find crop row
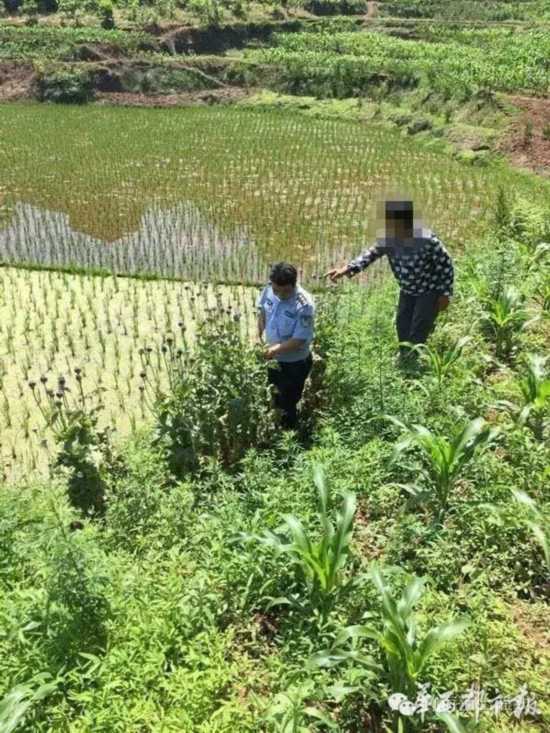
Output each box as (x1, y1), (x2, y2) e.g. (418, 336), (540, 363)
(249, 27), (550, 95)
(2, 106), (548, 284)
(0, 266), (259, 480)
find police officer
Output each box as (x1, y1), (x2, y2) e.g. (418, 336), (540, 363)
(325, 200), (454, 363)
(257, 262), (315, 430)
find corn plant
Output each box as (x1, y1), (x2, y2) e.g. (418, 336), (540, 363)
(312, 567), (468, 732)
(510, 489), (550, 572)
(534, 278), (550, 314)
(478, 286), (533, 360)
(412, 336), (471, 390)
(0, 674), (58, 733)
(387, 416), (498, 518)
(496, 355), (550, 439)
(241, 464), (356, 615)
(369, 568), (468, 697)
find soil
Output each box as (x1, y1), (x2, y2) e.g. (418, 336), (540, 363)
(365, 1), (379, 21)
(499, 95), (550, 176)
(510, 601), (550, 656)
(0, 61), (34, 101)
(94, 86), (251, 107)
(159, 19), (303, 55)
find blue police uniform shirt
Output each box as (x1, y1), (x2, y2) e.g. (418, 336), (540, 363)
(256, 284), (315, 363)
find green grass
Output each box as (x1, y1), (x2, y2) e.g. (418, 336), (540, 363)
(379, 0), (550, 22)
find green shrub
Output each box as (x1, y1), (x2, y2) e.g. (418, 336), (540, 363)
(302, 0), (367, 16)
(29, 375), (120, 514)
(508, 199), (550, 246)
(98, 0), (114, 29)
(34, 67), (95, 103)
(142, 316), (275, 478)
(187, 0), (224, 27)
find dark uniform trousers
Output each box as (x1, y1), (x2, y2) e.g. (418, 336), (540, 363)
(396, 290), (440, 352)
(267, 354), (313, 429)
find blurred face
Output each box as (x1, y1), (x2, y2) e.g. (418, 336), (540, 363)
(271, 281), (295, 300)
(386, 215), (414, 243)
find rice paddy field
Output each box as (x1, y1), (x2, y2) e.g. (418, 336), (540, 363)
(1, 104), (547, 273)
(0, 266), (262, 480)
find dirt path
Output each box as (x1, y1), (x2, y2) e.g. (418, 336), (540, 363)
(499, 95), (550, 176)
(94, 87), (250, 108)
(365, 1), (379, 21)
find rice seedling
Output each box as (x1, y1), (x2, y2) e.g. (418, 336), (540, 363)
(0, 266), (259, 480)
(1, 105), (548, 287)
(386, 416), (499, 519)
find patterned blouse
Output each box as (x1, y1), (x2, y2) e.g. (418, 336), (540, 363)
(346, 233), (454, 297)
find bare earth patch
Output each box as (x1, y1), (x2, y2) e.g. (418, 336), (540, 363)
(94, 86), (251, 107)
(511, 601), (549, 657)
(0, 61), (34, 101)
(364, 1), (379, 22)
(499, 95), (550, 176)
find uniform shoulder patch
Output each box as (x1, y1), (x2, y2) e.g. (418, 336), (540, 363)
(296, 289), (313, 309)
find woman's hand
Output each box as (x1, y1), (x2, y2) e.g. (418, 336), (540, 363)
(324, 266), (350, 283)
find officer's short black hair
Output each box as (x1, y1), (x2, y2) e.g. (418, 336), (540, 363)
(270, 262), (297, 287)
(386, 200), (414, 227)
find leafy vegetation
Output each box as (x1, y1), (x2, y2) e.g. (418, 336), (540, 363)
(143, 313), (275, 476)
(0, 24), (153, 59)
(248, 26), (550, 96)
(242, 463), (357, 615)
(387, 416), (498, 519)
